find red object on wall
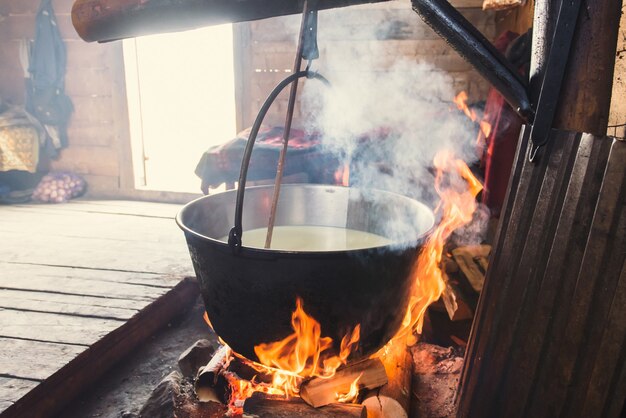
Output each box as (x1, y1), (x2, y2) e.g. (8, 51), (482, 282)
(479, 31), (525, 217)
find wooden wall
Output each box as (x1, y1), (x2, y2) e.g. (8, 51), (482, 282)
(0, 0), (132, 197)
(0, 0), (495, 200)
(608, 2), (626, 138)
(240, 1), (495, 129)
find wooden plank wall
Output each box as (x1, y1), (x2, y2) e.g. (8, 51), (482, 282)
(240, 1), (495, 129)
(608, 2), (626, 138)
(457, 128), (626, 418)
(0, 0), (128, 196)
(0, 0), (494, 199)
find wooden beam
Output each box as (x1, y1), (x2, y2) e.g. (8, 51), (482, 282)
(71, 0), (391, 43)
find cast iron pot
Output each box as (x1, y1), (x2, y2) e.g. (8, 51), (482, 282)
(177, 184), (434, 362)
(177, 70), (434, 361)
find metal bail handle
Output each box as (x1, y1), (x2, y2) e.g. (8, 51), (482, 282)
(228, 70), (330, 252)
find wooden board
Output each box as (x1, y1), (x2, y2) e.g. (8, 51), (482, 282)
(0, 339), (86, 381)
(0, 290), (139, 320)
(0, 200), (200, 417)
(0, 379), (39, 408)
(458, 129), (626, 418)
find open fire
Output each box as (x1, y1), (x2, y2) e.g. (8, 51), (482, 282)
(454, 91), (492, 144)
(199, 149), (483, 415)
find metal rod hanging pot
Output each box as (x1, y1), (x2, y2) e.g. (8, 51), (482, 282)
(411, 0), (533, 120)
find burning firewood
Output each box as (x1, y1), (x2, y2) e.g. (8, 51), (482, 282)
(243, 393), (367, 418)
(452, 244), (491, 293)
(299, 358), (388, 408)
(195, 344), (231, 403)
(362, 340), (413, 418)
(440, 273), (475, 322)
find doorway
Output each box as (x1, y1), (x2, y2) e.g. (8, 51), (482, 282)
(123, 24), (237, 193)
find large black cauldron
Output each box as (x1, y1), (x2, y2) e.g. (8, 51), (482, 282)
(177, 184), (433, 362)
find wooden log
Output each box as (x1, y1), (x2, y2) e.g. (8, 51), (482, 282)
(440, 277), (474, 322)
(361, 341), (412, 418)
(71, 0), (390, 43)
(299, 358), (387, 408)
(227, 355), (273, 384)
(243, 393), (366, 418)
(195, 345), (231, 403)
(451, 244), (491, 293)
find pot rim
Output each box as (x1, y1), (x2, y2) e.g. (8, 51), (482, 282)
(176, 184), (435, 256)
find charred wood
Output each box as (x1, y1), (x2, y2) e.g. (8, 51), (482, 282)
(243, 393), (366, 418)
(194, 345), (231, 403)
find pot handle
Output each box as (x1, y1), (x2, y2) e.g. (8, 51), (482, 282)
(228, 70), (330, 251)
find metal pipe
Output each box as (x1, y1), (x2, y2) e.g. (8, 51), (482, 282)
(72, 0), (390, 43)
(411, 0), (533, 120)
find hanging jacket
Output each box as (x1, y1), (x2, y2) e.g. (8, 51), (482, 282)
(26, 0), (73, 155)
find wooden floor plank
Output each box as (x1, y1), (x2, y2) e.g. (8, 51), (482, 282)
(0, 338), (85, 381)
(0, 207), (187, 244)
(0, 289), (144, 311)
(0, 309), (124, 345)
(1, 278), (199, 418)
(13, 199), (183, 218)
(0, 261), (181, 288)
(0, 274), (170, 301)
(0, 290), (140, 320)
(0, 200), (198, 416)
(0, 378), (39, 404)
(0, 309), (124, 346)
(0, 230), (193, 275)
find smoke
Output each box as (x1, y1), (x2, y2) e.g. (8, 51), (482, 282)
(297, 3), (490, 244)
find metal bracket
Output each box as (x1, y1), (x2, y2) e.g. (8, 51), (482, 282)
(301, 0), (319, 61)
(528, 0), (583, 162)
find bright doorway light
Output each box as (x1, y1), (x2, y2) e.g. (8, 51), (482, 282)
(123, 25), (237, 193)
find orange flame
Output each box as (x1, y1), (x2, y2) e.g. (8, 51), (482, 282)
(205, 150), (482, 413)
(335, 163), (350, 186)
(396, 149), (483, 341)
(454, 91), (492, 145)
(203, 311), (214, 330)
(454, 91), (477, 121)
(252, 297), (360, 397)
(221, 298), (360, 410)
(225, 371), (284, 414)
(335, 372), (363, 403)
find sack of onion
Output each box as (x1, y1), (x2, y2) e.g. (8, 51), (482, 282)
(32, 171), (86, 203)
